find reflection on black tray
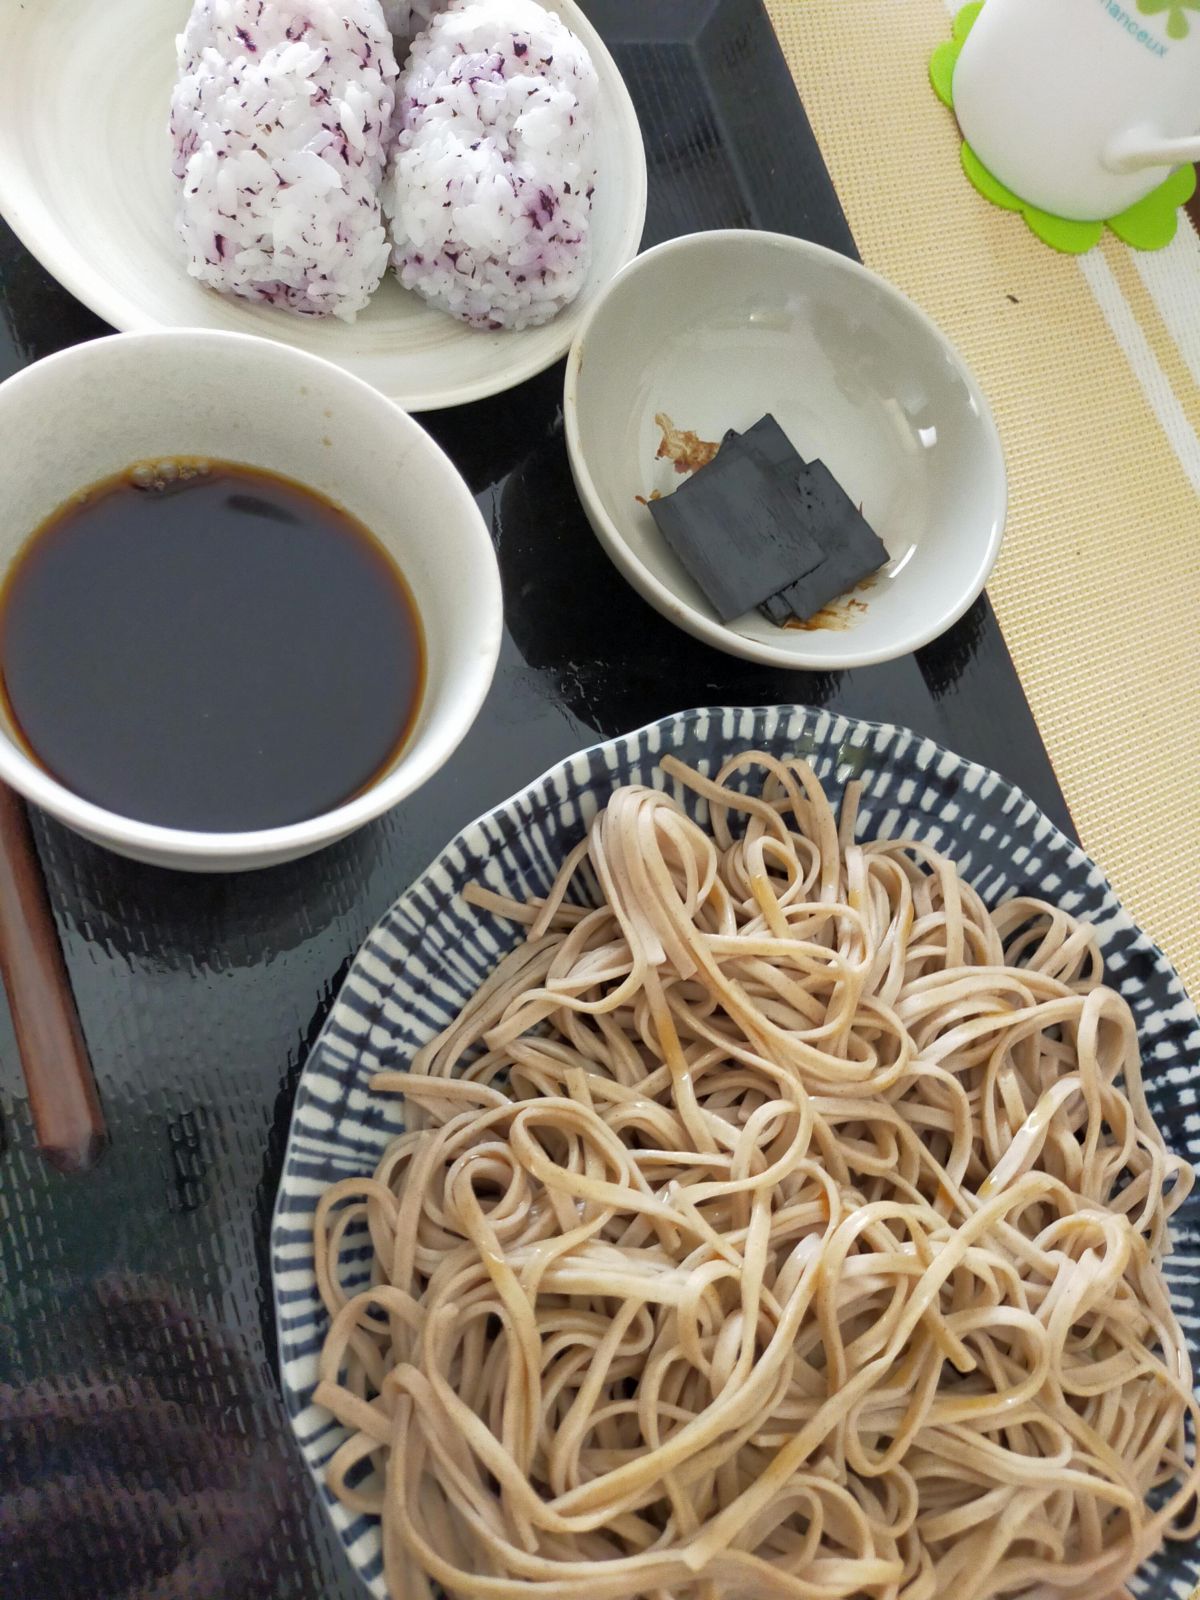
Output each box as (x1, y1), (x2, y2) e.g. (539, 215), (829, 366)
(0, 1275), (302, 1599)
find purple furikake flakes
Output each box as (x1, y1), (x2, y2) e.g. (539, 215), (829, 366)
(169, 0), (398, 321)
(385, 0), (599, 331)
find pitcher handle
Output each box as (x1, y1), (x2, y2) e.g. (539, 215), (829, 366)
(1105, 126), (1200, 174)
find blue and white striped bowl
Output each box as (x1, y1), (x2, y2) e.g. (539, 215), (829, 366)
(271, 705), (1200, 1600)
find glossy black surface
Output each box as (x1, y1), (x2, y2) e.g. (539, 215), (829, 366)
(0, 3), (1071, 1596)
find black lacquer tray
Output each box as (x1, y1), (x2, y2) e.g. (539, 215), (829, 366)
(0, 4), (1071, 1596)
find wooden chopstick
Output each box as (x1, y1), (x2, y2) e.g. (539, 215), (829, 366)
(0, 782), (105, 1171)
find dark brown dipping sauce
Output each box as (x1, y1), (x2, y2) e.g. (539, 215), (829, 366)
(0, 461), (425, 834)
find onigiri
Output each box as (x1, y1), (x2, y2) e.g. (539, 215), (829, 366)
(385, 0), (600, 331)
(170, 0), (399, 321)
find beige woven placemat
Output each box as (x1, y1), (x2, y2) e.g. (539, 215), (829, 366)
(766, 0), (1200, 1001)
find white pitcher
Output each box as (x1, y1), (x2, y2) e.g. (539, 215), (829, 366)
(952, 0), (1200, 220)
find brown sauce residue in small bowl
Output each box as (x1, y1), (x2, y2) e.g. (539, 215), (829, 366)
(782, 579), (876, 632)
(783, 595), (870, 632)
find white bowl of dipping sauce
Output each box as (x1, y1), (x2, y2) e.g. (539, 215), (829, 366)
(564, 230), (1007, 670)
(0, 330), (501, 871)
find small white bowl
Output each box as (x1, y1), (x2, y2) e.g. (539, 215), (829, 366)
(0, 0), (646, 413)
(0, 330), (502, 872)
(564, 230), (1007, 670)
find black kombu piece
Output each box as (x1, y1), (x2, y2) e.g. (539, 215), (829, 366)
(723, 413), (806, 473)
(649, 413), (889, 625)
(759, 459), (890, 624)
(649, 438), (824, 623)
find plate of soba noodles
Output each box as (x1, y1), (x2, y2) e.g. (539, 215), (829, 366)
(271, 705), (1200, 1600)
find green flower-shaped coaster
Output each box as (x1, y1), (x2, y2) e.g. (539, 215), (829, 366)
(1137, 0), (1199, 43)
(930, 0), (1196, 253)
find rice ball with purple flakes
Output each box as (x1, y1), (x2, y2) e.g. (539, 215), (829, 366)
(386, 0), (599, 331)
(170, 0), (398, 321)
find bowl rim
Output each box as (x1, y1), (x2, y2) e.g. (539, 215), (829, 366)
(0, 0), (649, 413)
(0, 327), (503, 864)
(563, 228), (1008, 671)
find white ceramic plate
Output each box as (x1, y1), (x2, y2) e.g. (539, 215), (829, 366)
(0, 0), (647, 412)
(565, 231), (1007, 669)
